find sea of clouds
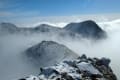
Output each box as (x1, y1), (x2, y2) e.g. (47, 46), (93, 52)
(0, 16), (120, 80)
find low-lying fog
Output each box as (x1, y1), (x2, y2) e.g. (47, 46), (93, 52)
(0, 20), (120, 80)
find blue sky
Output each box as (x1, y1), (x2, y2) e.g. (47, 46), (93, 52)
(0, 0), (120, 26)
(0, 0), (120, 16)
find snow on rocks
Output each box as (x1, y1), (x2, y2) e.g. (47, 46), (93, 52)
(19, 54), (117, 80)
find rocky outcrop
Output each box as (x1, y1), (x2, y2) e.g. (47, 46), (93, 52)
(19, 54), (117, 80)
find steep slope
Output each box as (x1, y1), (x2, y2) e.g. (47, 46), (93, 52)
(25, 41), (78, 67)
(19, 55), (117, 80)
(64, 20), (106, 39)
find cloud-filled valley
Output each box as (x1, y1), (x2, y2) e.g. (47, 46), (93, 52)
(0, 19), (120, 80)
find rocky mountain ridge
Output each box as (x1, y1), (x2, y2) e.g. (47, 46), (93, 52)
(19, 54), (117, 80)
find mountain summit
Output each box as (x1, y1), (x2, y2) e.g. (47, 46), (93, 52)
(0, 22), (19, 33)
(64, 20), (106, 39)
(25, 41), (78, 67)
(33, 24), (61, 32)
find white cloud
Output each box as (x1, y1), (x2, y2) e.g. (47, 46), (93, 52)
(98, 19), (120, 32)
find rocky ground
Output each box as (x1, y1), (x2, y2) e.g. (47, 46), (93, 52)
(19, 54), (117, 80)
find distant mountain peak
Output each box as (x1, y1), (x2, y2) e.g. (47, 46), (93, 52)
(80, 20), (97, 24)
(77, 20), (103, 30)
(0, 22), (19, 33)
(64, 20), (106, 39)
(33, 23), (60, 32)
(35, 23), (59, 28)
(0, 22), (17, 28)
(39, 24), (52, 27)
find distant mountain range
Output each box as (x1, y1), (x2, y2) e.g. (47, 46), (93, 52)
(0, 20), (106, 39)
(25, 41), (78, 67)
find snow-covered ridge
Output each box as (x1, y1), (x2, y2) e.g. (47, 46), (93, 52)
(19, 55), (117, 80)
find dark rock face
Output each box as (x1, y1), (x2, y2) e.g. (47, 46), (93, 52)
(25, 41), (78, 66)
(64, 20), (106, 39)
(20, 55), (117, 80)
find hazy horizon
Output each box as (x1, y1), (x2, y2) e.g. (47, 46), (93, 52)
(0, 0), (120, 27)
